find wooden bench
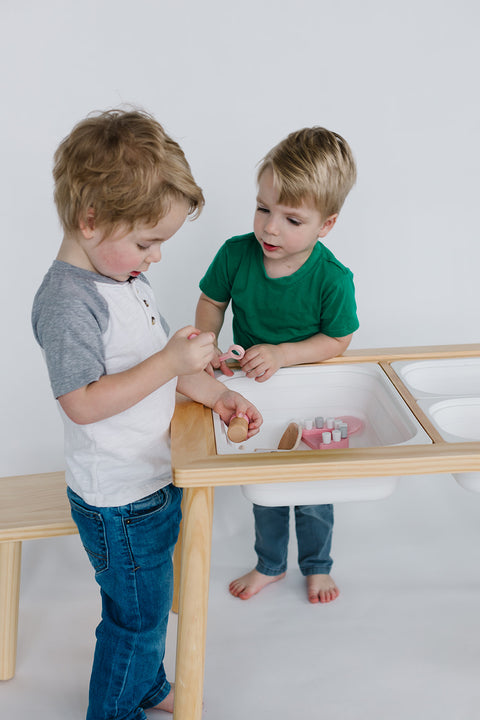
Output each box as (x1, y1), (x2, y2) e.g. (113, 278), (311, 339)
(0, 471), (77, 680)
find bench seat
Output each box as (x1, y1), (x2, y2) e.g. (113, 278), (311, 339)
(0, 471), (77, 680)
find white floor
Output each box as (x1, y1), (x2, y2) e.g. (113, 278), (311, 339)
(3, 473), (480, 719)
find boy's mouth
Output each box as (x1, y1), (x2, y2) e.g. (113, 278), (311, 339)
(129, 271), (141, 277)
(262, 241), (279, 252)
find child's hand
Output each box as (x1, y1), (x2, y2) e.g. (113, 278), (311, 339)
(163, 326), (216, 376)
(239, 344), (284, 382)
(215, 347), (236, 377)
(202, 347), (235, 378)
(212, 390), (263, 438)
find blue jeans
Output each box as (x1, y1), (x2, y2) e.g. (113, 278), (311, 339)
(253, 503), (334, 576)
(67, 484), (182, 720)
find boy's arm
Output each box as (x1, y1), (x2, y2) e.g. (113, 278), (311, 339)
(195, 292), (229, 338)
(195, 292), (233, 376)
(58, 327), (216, 424)
(177, 371), (262, 437)
(239, 332), (353, 383)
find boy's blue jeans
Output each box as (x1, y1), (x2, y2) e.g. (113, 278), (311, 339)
(67, 483), (182, 720)
(253, 503), (334, 576)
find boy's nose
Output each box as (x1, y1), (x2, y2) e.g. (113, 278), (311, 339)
(147, 246), (162, 263)
(264, 218), (279, 235)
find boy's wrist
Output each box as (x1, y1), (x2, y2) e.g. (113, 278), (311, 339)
(154, 346), (181, 385)
(177, 371), (227, 410)
(276, 343), (292, 368)
(209, 385), (229, 411)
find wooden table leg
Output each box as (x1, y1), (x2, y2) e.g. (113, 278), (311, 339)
(0, 541), (22, 681)
(173, 487), (214, 720)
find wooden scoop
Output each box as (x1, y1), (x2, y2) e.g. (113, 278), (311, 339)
(277, 422), (302, 450)
(253, 421), (303, 453)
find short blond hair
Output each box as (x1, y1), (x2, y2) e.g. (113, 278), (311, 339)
(53, 108), (205, 236)
(257, 127), (356, 218)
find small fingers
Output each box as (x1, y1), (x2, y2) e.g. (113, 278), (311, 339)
(254, 369), (273, 383)
(220, 360), (235, 377)
(205, 363), (216, 378)
(241, 356), (265, 376)
(244, 363), (268, 379)
(239, 349), (261, 371)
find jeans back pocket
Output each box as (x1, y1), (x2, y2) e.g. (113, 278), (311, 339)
(69, 498), (109, 574)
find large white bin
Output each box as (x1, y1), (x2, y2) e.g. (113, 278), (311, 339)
(212, 363), (431, 505)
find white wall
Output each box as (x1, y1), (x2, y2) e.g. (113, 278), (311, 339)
(1, 0), (479, 476)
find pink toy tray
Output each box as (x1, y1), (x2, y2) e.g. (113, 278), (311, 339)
(301, 415), (364, 450)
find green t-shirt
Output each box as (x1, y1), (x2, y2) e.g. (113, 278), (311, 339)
(199, 232), (359, 349)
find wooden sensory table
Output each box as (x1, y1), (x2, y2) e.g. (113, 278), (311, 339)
(1, 344), (479, 704)
(170, 343), (480, 720)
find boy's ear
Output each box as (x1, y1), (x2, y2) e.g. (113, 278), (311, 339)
(317, 214), (338, 238)
(79, 208), (96, 239)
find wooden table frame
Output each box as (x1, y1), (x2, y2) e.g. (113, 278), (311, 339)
(170, 344), (480, 720)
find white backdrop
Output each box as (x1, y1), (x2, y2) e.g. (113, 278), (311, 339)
(1, 0), (479, 478)
(1, 3), (480, 718)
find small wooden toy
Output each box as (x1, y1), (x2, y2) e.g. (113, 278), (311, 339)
(277, 422), (302, 450)
(227, 413), (249, 442)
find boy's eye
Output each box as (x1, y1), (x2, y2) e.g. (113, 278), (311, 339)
(137, 244), (150, 250)
(287, 217), (301, 226)
(256, 206), (269, 214)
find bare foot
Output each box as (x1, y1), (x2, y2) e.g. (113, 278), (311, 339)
(306, 574), (340, 604)
(152, 684), (174, 713)
(229, 569), (286, 599)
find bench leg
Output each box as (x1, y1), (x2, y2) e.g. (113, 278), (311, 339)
(173, 487), (214, 720)
(0, 541), (22, 681)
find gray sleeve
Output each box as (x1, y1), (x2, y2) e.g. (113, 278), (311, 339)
(159, 313), (170, 336)
(32, 270), (109, 398)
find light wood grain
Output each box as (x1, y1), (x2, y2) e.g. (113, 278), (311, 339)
(0, 542), (21, 680)
(172, 393), (217, 460)
(379, 361), (445, 443)
(319, 343), (480, 363)
(0, 472), (77, 542)
(174, 486), (214, 720)
(0, 472), (77, 680)
(172, 441), (480, 486)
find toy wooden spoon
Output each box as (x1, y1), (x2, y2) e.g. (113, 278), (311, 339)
(277, 422), (302, 450)
(254, 422), (302, 453)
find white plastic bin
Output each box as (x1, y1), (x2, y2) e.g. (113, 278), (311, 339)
(392, 358), (480, 492)
(212, 364), (431, 504)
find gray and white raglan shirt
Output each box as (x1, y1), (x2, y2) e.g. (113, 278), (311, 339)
(32, 260), (177, 507)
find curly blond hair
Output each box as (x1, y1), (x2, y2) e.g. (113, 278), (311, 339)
(53, 108), (204, 236)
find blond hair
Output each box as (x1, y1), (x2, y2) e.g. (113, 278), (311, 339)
(53, 108), (205, 236)
(257, 127), (356, 218)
